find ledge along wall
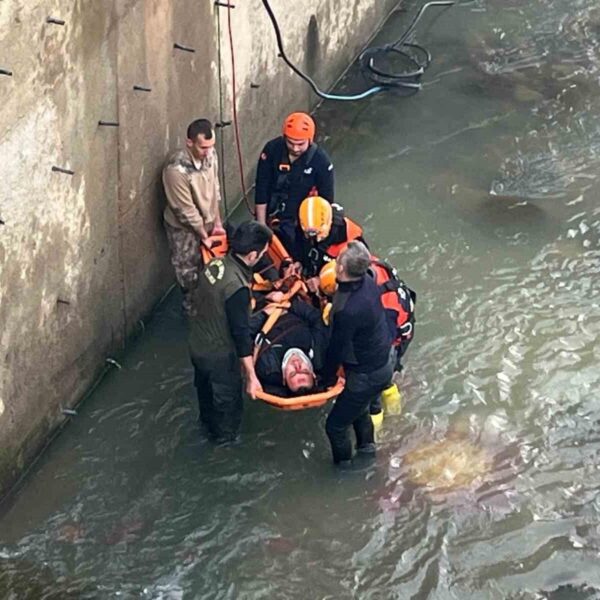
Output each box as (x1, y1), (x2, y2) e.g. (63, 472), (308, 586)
(0, 0), (399, 497)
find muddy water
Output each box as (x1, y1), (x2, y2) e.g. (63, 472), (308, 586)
(2, 0), (600, 597)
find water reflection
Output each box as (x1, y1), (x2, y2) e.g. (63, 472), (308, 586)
(2, 0), (600, 597)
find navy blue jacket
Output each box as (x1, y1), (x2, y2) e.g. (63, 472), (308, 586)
(324, 275), (392, 378)
(254, 136), (334, 221)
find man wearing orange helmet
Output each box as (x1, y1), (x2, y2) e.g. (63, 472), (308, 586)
(297, 196), (366, 292)
(255, 112), (334, 257)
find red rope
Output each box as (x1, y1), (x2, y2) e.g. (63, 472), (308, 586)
(226, 6), (255, 216)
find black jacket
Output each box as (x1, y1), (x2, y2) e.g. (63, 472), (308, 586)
(250, 298), (329, 395)
(324, 275), (392, 379)
(254, 136), (334, 221)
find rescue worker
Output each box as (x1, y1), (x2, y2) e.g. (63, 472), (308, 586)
(254, 112), (334, 258)
(323, 260), (415, 368)
(322, 241), (394, 465)
(189, 221), (272, 444)
(320, 257), (415, 421)
(250, 292), (330, 397)
(297, 195), (365, 291)
(163, 119), (226, 314)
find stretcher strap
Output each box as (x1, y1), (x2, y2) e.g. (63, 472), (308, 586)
(252, 278), (306, 363)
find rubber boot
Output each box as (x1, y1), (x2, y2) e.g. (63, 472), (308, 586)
(381, 383), (402, 416)
(371, 410), (384, 433)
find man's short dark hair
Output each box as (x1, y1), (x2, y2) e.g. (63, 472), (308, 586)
(187, 119), (213, 141)
(340, 240), (371, 278)
(289, 385), (316, 397)
(230, 221), (273, 255)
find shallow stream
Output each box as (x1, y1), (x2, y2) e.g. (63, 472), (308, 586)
(2, 0), (600, 597)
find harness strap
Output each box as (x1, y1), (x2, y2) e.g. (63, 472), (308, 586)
(252, 279), (306, 362)
(270, 143), (319, 217)
(379, 279), (400, 293)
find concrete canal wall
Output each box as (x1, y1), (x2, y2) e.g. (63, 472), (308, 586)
(0, 0), (399, 497)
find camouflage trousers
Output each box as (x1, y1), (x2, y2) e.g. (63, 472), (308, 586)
(164, 222), (203, 315)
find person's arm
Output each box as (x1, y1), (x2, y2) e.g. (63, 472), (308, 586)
(212, 157), (225, 234)
(315, 153), (334, 203)
(162, 167), (208, 240)
(225, 288), (262, 398)
(240, 356), (261, 399)
(249, 310), (269, 337)
(322, 308), (355, 381)
(255, 204), (267, 225)
(254, 144), (274, 223)
(225, 288), (253, 357)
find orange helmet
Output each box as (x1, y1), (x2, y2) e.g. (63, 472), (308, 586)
(319, 261), (338, 297)
(299, 196), (333, 242)
(283, 112), (315, 142)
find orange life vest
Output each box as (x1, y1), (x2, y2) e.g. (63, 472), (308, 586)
(368, 259), (416, 347)
(324, 218), (363, 258)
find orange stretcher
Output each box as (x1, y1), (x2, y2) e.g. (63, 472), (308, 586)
(200, 232), (344, 410)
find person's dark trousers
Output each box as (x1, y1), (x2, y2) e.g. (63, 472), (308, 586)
(370, 345), (406, 415)
(326, 355), (394, 463)
(192, 352), (243, 443)
(370, 394), (382, 415)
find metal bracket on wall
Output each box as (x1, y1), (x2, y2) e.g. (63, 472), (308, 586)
(0, 68), (13, 77)
(215, 120), (232, 129)
(133, 85), (151, 92)
(46, 17), (65, 25)
(98, 121), (120, 127)
(173, 43), (195, 53)
(52, 166), (75, 176)
(214, 2), (235, 8)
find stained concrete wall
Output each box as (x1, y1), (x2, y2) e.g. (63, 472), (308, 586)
(0, 0), (398, 496)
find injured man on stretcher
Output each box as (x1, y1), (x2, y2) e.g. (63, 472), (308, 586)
(250, 292), (330, 397)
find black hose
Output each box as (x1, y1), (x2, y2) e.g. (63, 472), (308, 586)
(261, 0), (455, 101)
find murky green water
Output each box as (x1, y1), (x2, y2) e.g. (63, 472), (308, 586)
(2, 1), (600, 598)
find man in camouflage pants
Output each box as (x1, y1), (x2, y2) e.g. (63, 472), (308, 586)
(162, 118), (225, 314)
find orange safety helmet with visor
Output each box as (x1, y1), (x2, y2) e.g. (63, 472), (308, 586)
(298, 196), (333, 243)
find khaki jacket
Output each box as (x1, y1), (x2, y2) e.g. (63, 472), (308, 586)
(162, 148), (221, 235)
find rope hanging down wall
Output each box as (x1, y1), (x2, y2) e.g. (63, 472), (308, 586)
(215, 1), (255, 216)
(216, 3), (229, 218)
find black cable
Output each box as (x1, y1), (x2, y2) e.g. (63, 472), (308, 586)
(261, 0), (455, 101)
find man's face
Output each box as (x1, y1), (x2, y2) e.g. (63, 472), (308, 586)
(187, 132), (215, 161)
(283, 353), (315, 392)
(285, 136), (310, 159)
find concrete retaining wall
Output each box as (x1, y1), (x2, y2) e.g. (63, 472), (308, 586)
(0, 0), (398, 496)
